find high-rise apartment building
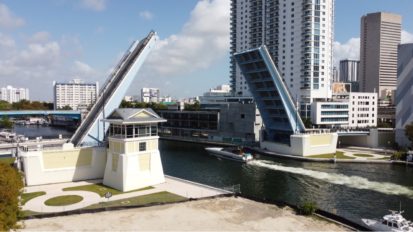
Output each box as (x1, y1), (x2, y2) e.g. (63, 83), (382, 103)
(230, 0), (335, 109)
(0, 85), (29, 103)
(53, 79), (99, 110)
(359, 12), (401, 99)
(141, 88), (160, 103)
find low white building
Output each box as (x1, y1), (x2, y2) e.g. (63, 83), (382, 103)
(311, 92), (377, 128)
(54, 79), (99, 110)
(141, 88), (160, 103)
(0, 85), (29, 103)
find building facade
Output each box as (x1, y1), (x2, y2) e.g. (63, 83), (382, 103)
(158, 102), (262, 144)
(396, 43), (413, 147)
(230, 0), (334, 107)
(311, 92), (377, 128)
(141, 88), (160, 103)
(359, 12), (401, 99)
(54, 79), (99, 110)
(339, 59), (359, 83)
(0, 86), (29, 103)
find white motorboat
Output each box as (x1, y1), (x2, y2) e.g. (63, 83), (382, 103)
(362, 210), (413, 232)
(205, 147), (254, 163)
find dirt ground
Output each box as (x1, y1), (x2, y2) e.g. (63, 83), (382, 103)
(22, 197), (348, 231)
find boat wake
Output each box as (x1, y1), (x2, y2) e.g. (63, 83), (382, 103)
(250, 160), (413, 199)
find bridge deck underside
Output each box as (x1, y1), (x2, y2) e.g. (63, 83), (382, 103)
(234, 46), (305, 144)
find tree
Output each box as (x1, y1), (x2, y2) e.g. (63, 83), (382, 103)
(0, 117), (13, 129)
(0, 101), (11, 111)
(405, 121), (413, 148)
(60, 105), (73, 110)
(184, 101), (200, 111)
(0, 162), (23, 230)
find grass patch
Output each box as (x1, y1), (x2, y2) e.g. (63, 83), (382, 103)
(19, 210), (43, 218)
(21, 191), (46, 205)
(0, 157), (15, 164)
(44, 195), (83, 206)
(307, 151), (355, 159)
(63, 183), (153, 197)
(86, 191), (186, 210)
(352, 153), (374, 158)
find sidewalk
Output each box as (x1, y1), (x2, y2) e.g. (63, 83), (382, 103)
(22, 176), (228, 213)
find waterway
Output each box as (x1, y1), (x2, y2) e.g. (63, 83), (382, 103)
(159, 140), (413, 226)
(13, 125), (73, 139)
(13, 125), (413, 226)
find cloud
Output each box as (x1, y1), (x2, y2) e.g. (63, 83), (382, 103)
(333, 37), (360, 66)
(80, 0), (107, 11)
(28, 31), (51, 43)
(72, 60), (98, 78)
(139, 11), (154, 20)
(402, 30), (413, 44)
(0, 31), (99, 101)
(142, 0), (230, 76)
(0, 3), (25, 28)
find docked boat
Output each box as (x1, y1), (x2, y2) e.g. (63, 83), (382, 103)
(362, 210), (413, 232)
(205, 147), (254, 163)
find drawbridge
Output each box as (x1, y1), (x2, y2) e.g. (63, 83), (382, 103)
(70, 31), (156, 146)
(234, 45), (306, 144)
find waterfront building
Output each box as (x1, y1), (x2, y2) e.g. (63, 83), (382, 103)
(0, 85), (29, 103)
(396, 43), (413, 147)
(230, 0), (335, 110)
(53, 79), (99, 110)
(359, 12), (402, 99)
(21, 108), (166, 191)
(158, 101), (262, 144)
(311, 88), (377, 128)
(141, 88), (160, 103)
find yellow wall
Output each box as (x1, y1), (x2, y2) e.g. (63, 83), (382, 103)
(42, 148), (93, 169)
(139, 153), (151, 171)
(110, 141), (124, 154)
(112, 153), (119, 172)
(309, 134), (332, 146)
(123, 139), (158, 153)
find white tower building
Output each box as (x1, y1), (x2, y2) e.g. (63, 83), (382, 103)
(103, 108), (166, 192)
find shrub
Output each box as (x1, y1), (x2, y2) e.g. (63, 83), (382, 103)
(0, 162), (23, 230)
(298, 201), (317, 215)
(392, 151), (407, 161)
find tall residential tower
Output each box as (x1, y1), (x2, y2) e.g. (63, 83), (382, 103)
(230, 0), (335, 115)
(359, 12), (401, 99)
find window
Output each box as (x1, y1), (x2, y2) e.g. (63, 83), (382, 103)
(139, 142), (146, 151)
(241, 114), (245, 119)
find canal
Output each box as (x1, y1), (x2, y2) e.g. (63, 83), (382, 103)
(14, 125), (413, 226)
(159, 140), (413, 226)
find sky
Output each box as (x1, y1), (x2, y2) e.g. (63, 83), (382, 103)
(0, 0), (412, 101)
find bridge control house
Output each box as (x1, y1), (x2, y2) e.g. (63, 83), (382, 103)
(21, 108), (166, 192)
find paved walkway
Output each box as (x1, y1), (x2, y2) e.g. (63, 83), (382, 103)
(337, 147), (391, 160)
(22, 177), (228, 213)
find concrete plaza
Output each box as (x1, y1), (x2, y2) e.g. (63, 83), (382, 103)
(23, 176), (229, 213)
